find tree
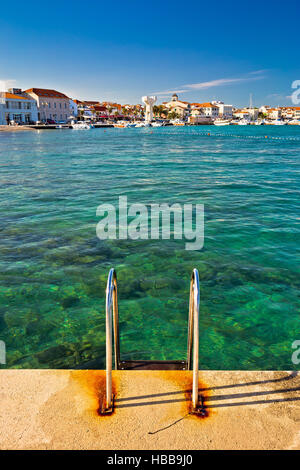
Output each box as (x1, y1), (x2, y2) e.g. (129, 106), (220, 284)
(153, 105), (159, 117)
(168, 111), (179, 120)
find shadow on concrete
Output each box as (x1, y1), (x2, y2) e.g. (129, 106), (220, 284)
(116, 371), (300, 409)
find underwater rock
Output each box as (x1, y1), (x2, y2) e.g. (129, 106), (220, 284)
(118, 279), (141, 299)
(140, 278), (155, 291)
(155, 278), (169, 289)
(0, 311), (6, 331)
(35, 344), (71, 364)
(61, 296), (80, 309)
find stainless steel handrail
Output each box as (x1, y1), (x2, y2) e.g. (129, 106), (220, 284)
(187, 268), (200, 410)
(105, 268), (120, 411)
(104, 267), (200, 412)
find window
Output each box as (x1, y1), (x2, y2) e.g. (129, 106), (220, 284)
(64, 103), (67, 108)
(59, 103), (62, 108)
(54, 102), (56, 108)
(13, 114), (22, 122)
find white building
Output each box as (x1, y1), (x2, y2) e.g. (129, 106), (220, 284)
(233, 107), (259, 120)
(265, 108), (281, 120)
(69, 99), (78, 118)
(190, 102), (219, 118)
(212, 101), (233, 118)
(0, 90), (38, 125)
(280, 107), (300, 119)
(163, 94), (191, 119)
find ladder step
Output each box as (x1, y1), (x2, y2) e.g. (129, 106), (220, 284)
(119, 360), (187, 370)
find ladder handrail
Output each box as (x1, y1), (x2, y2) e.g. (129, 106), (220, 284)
(104, 267), (200, 412)
(187, 268), (200, 410)
(105, 268), (120, 410)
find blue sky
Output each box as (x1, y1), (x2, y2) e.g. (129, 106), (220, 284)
(0, 0), (299, 106)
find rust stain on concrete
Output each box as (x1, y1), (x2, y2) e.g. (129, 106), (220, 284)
(155, 370), (214, 421)
(70, 370), (118, 418)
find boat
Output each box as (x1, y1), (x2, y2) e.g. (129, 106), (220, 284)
(114, 121), (136, 128)
(214, 118), (231, 126)
(273, 119), (286, 126)
(114, 122), (126, 128)
(171, 119), (185, 126)
(237, 119), (250, 126)
(72, 122), (93, 129)
(151, 122), (163, 127)
(135, 121), (151, 127)
(287, 119), (300, 125)
(125, 123), (136, 128)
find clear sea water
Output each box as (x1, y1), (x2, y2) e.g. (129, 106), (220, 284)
(0, 125), (299, 370)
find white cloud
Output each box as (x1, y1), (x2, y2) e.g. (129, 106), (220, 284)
(154, 71), (266, 97)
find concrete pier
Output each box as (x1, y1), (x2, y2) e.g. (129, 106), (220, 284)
(0, 370), (299, 450)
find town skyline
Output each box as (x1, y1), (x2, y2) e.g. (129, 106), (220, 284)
(0, 72), (296, 109)
(1, 85), (299, 126)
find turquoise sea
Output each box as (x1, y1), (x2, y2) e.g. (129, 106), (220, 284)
(0, 125), (299, 370)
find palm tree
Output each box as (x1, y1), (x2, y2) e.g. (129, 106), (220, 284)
(168, 111), (179, 120)
(153, 105), (159, 117)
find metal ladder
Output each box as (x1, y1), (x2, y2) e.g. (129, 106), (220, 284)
(103, 268), (200, 414)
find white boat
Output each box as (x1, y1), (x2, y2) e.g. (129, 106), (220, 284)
(72, 122), (93, 129)
(273, 119), (286, 126)
(151, 122), (163, 127)
(287, 119), (300, 125)
(214, 118), (231, 126)
(238, 119), (250, 126)
(135, 121), (151, 127)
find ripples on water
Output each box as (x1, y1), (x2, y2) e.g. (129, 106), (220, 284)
(0, 126), (299, 369)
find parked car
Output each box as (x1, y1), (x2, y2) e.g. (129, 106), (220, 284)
(45, 119), (57, 124)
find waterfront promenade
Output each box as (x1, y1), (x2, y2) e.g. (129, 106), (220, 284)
(0, 370), (299, 450)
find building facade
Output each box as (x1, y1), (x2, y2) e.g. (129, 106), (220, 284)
(212, 101), (233, 118)
(0, 90), (38, 124)
(190, 102), (219, 118)
(25, 88), (71, 122)
(163, 94), (191, 119)
(69, 99), (78, 118)
(280, 106), (300, 119)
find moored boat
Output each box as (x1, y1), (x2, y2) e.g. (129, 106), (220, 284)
(214, 118), (231, 126)
(238, 119), (250, 126)
(287, 119), (300, 125)
(72, 122), (93, 129)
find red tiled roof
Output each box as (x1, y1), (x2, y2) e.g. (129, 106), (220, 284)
(192, 102), (217, 108)
(4, 92), (29, 100)
(25, 88), (70, 99)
